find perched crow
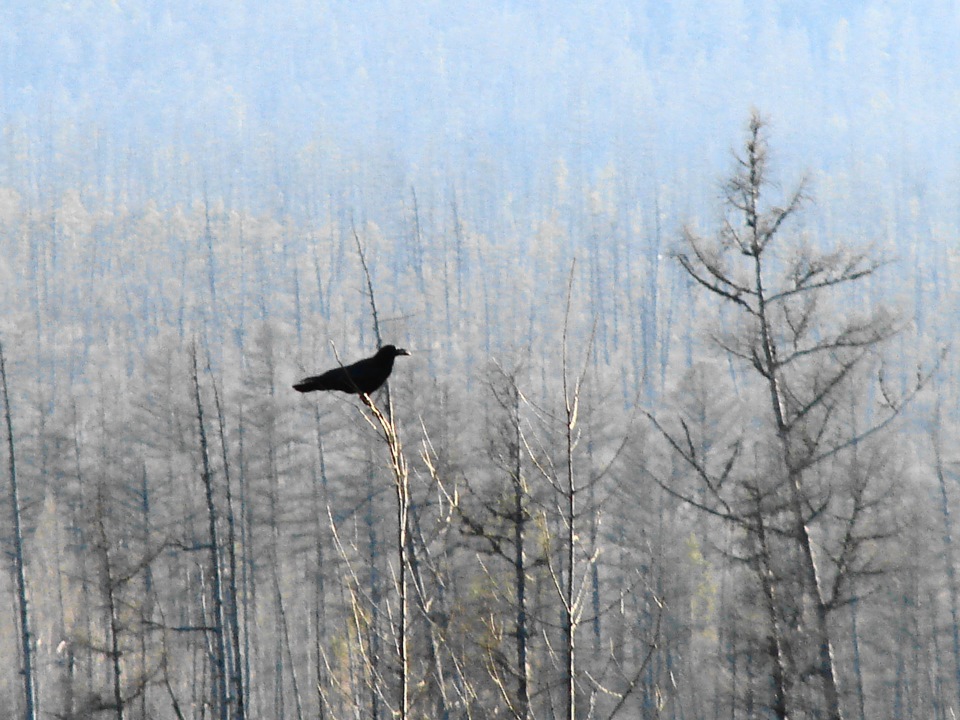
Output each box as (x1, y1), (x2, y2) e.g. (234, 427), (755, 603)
(293, 345), (410, 395)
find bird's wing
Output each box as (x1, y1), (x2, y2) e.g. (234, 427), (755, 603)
(340, 357), (385, 393)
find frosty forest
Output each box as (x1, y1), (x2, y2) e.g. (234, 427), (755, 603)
(3, 2), (960, 720)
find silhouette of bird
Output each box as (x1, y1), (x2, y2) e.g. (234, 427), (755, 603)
(293, 345), (410, 395)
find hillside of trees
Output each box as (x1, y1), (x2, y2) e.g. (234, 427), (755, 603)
(0, 100), (958, 720)
(2, 7), (960, 719)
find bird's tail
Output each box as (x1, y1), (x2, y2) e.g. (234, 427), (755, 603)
(293, 375), (329, 393)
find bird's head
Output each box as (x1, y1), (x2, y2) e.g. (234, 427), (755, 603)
(380, 344), (411, 358)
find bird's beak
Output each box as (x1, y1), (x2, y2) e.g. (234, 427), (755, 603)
(397, 348), (411, 356)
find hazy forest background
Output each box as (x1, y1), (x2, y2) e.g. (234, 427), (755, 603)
(3, 2), (960, 719)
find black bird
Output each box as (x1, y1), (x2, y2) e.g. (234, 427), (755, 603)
(293, 345), (410, 395)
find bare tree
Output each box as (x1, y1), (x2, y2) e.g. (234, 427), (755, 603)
(662, 111), (920, 720)
(932, 397), (960, 711)
(449, 363), (536, 718)
(351, 227), (413, 719)
(558, 264), (592, 720)
(190, 345), (229, 720)
(209, 363), (248, 720)
(1, 338), (36, 720)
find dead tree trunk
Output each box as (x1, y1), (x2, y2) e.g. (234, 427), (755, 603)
(1, 339), (36, 720)
(509, 381), (531, 719)
(932, 402), (960, 710)
(211, 367), (247, 720)
(90, 482), (124, 720)
(191, 348), (229, 720)
(363, 395), (410, 720)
